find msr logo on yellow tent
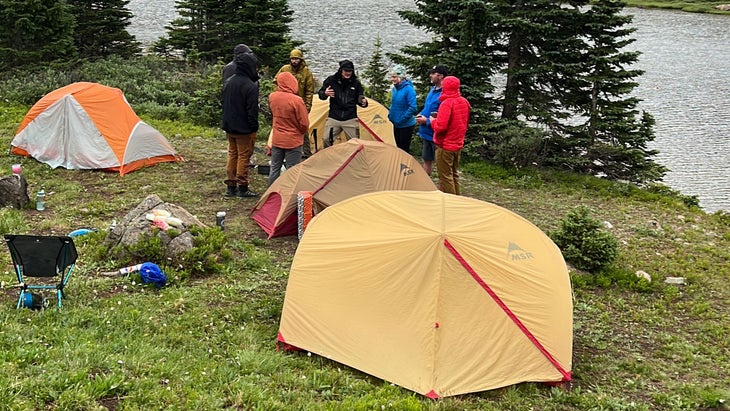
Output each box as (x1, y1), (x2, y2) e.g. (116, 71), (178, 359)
(371, 114), (387, 125)
(400, 163), (415, 176)
(508, 242), (534, 261)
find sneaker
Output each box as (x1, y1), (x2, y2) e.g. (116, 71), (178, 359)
(237, 187), (259, 198)
(225, 185), (237, 197)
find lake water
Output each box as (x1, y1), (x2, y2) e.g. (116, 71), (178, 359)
(127, 0), (730, 213)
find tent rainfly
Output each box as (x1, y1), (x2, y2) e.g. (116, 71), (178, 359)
(11, 82), (183, 175)
(278, 190), (573, 398)
(251, 138), (437, 238)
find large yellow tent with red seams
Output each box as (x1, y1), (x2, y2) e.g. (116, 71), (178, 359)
(278, 190), (573, 398)
(11, 82), (183, 175)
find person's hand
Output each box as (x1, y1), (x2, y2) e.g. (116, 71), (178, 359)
(325, 86), (335, 97)
(415, 115), (426, 125)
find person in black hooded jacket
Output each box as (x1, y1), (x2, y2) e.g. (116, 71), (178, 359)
(222, 44), (254, 85)
(317, 59), (368, 148)
(221, 50), (260, 198)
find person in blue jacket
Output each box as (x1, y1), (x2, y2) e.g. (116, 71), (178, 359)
(415, 65), (447, 175)
(387, 64), (418, 153)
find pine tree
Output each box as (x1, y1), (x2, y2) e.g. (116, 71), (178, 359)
(0, 0), (77, 71)
(66, 0), (141, 60)
(396, 0), (502, 139)
(362, 35), (391, 105)
(394, 0), (665, 183)
(498, 0), (587, 128)
(558, 0), (667, 183)
(155, 0), (297, 69)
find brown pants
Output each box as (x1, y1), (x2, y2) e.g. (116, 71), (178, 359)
(225, 132), (256, 186)
(435, 147), (461, 195)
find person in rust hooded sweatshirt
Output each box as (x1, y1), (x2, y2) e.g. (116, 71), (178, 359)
(268, 71), (310, 186)
(430, 75), (471, 195)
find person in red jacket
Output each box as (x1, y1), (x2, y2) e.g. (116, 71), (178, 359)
(430, 76), (471, 195)
(268, 71), (310, 186)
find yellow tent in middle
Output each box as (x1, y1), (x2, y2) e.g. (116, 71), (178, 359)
(267, 97), (395, 153)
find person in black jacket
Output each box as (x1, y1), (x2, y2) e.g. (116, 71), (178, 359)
(222, 44), (254, 85)
(221, 50), (260, 198)
(317, 60), (368, 148)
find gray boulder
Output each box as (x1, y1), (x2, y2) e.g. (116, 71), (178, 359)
(105, 194), (208, 262)
(0, 175), (30, 209)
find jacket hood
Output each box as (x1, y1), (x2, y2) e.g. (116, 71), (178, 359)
(275, 71), (299, 94)
(235, 51), (260, 81)
(290, 49), (304, 59)
(339, 59), (355, 71)
(336, 60), (357, 81)
(233, 44), (252, 58)
(394, 78), (413, 90)
(440, 76), (461, 100)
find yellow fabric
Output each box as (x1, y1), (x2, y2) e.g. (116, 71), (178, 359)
(251, 139), (437, 237)
(268, 97), (395, 151)
(279, 191), (573, 397)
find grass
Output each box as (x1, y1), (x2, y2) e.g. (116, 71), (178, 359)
(623, 0), (730, 14)
(0, 105), (728, 410)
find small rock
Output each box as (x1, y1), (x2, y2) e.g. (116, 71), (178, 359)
(603, 221), (613, 229)
(0, 174), (30, 209)
(648, 220), (662, 230)
(635, 270), (651, 282)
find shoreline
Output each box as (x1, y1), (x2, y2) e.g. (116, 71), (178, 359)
(624, 1), (730, 14)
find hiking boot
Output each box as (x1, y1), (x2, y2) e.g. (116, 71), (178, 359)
(225, 185), (237, 197)
(237, 186), (259, 198)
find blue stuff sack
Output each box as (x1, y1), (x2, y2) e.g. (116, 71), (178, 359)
(139, 262), (167, 287)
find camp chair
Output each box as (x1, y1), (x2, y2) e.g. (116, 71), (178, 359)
(4, 234), (78, 309)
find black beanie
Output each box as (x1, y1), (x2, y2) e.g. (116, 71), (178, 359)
(339, 60), (355, 71)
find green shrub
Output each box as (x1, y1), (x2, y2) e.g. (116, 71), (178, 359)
(104, 226), (228, 279)
(465, 121), (548, 169)
(550, 205), (618, 272)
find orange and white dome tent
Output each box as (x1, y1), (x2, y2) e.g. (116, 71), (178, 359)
(278, 190), (573, 398)
(11, 82), (183, 175)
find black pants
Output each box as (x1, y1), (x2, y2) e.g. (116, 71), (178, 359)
(394, 125), (415, 153)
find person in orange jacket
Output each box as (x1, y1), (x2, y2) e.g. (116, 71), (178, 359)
(268, 71), (310, 186)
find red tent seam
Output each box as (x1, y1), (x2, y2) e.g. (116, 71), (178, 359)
(312, 144), (365, 196)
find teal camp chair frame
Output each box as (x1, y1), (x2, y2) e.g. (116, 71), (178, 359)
(4, 234), (78, 309)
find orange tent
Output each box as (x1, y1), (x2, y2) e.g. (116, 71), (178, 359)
(11, 82), (183, 175)
(251, 139), (436, 238)
(278, 191), (573, 398)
